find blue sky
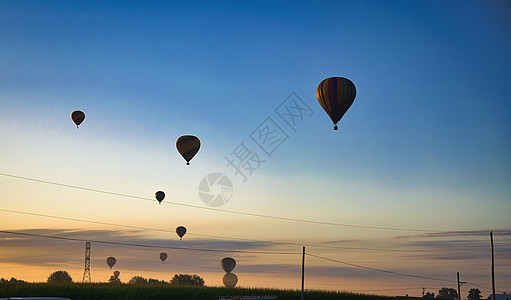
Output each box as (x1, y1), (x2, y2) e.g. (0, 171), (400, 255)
(0, 0), (510, 295)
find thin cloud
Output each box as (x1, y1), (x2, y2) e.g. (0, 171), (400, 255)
(0, 228), (290, 269)
(400, 238), (511, 261)
(312, 239), (363, 245)
(0, 228), (277, 250)
(395, 229), (511, 239)
(237, 263), (395, 278)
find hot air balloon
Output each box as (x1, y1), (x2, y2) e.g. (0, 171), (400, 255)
(221, 257), (236, 273)
(316, 77), (356, 130)
(159, 252), (168, 263)
(222, 273), (238, 288)
(71, 110), (85, 128)
(155, 191), (165, 204)
(106, 257), (116, 269)
(176, 135), (200, 165)
(176, 226), (187, 240)
(113, 270), (120, 278)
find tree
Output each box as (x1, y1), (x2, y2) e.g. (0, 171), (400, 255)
(468, 288), (482, 300)
(0, 277), (26, 284)
(170, 274), (205, 286)
(47, 270), (72, 283)
(437, 288), (458, 300)
(109, 275), (121, 284)
(148, 278), (167, 284)
(129, 276), (148, 284)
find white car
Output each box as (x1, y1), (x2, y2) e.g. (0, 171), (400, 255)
(0, 298), (71, 300)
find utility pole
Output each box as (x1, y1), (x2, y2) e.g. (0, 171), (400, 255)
(490, 232), (496, 300)
(457, 272), (466, 300)
(82, 241), (91, 283)
(301, 246), (305, 300)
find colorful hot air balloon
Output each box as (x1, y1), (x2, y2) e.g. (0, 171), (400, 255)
(113, 270), (120, 277)
(155, 191), (165, 204)
(176, 135), (200, 165)
(316, 77), (356, 130)
(222, 273), (238, 288)
(106, 257), (116, 269)
(221, 257), (236, 273)
(71, 110), (85, 128)
(159, 252), (168, 263)
(176, 226), (187, 240)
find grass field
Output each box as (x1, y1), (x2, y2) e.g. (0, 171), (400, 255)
(0, 283), (397, 300)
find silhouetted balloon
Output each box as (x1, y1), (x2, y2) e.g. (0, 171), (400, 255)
(71, 110), (85, 128)
(316, 77), (356, 130)
(176, 135), (200, 165)
(113, 270), (120, 277)
(159, 252), (168, 263)
(106, 257), (116, 269)
(176, 226), (187, 240)
(155, 191), (165, 204)
(222, 273), (238, 288)
(221, 257), (236, 273)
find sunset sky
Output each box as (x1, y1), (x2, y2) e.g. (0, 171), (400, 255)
(0, 0), (510, 296)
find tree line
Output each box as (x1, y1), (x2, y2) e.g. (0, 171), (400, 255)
(1, 274), (487, 300)
(1, 270), (205, 287)
(423, 287), (483, 300)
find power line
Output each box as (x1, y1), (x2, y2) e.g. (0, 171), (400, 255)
(0, 230), (299, 255)
(494, 231), (511, 242)
(0, 208), (173, 235)
(0, 172), (432, 232)
(0, 232), (500, 294)
(346, 287), (425, 292)
(306, 252), (458, 283)
(0, 207), (431, 253)
(0, 252), (80, 260)
(306, 255), (506, 294)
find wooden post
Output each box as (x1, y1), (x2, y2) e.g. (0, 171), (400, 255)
(301, 246), (305, 300)
(490, 232), (496, 300)
(457, 272), (461, 300)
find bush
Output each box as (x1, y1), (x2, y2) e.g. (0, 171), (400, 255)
(170, 274), (205, 286)
(47, 270), (72, 283)
(128, 276), (148, 284)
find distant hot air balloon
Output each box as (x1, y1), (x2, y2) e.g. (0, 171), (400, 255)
(106, 257), (116, 269)
(159, 252), (168, 263)
(222, 273), (238, 288)
(113, 270), (120, 278)
(221, 257), (236, 273)
(176, 135), (200, 165)
(71, 110), (85, 128)
(155, 191), (165, 204)
(316, 77), (356, 130)
(176, 226), (187, 240)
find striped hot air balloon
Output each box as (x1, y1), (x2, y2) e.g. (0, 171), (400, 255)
(176, 135), (200, 165)
(316, 77), (356, 130)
